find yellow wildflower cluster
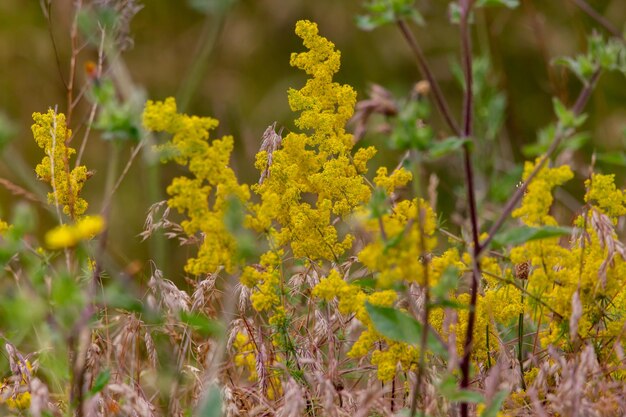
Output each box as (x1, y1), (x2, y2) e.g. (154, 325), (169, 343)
(233, 332), (257, 381)
(232, 332), (282, 399)
(142, 97), (250, 275)
(312, 269), (415, 381)
(248, 20), (375, 262)
(373, 166), (413, 195)
(510, 165), (626, 353)
(584, 173), (626, 220)
(512, 159), (573, 226)
(44, 215), (105, 249)
(240, 250), (283, 313)
(0, 360), (33, 411)
(32, 109), (89, 217)
(427, 254), (522, 364)
(358, 199), (437, 287)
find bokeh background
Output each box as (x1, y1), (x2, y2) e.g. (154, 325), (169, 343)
(0, 0), (625, 279)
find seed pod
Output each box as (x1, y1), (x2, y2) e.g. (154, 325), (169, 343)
(515, 261), (530, 280)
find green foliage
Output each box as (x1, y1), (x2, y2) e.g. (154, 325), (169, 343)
(0, 111), (16, 152)
(438, 374), (484, 403)
(357, 0), (423, 30)
(88, 369), (111, 397)
(196, 385), (223, 417)
(90, 79), (141, 143)
(491, 225), (572, 248)
(555, 33), (626, 83)
(365, 302), (448, 358)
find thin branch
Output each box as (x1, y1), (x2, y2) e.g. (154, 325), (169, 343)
(396, 19), (461, 136)
(457, 2), (481, 416)
(66, 0), (83, 129)
(76, 26), (106, 168)
(477, 69), (601, 257)
(568, 0), (624, 40)
(42, 0), (68, 91)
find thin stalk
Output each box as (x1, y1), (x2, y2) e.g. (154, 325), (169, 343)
(410, 206), (432, 417)
(396, 19), (461, 136)
(177, 8), (231, 113)
(486, 324), (492, 369)
(66, 0), (83, 128)
(568, 0), (624, 40)
(457, 2), (482, 416)
(518, 309), (527, 390)
(477, 69), (602, 257)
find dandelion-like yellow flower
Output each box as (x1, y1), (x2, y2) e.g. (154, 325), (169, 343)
(45, 215), (105, 249)
(0, 219), (9, 235)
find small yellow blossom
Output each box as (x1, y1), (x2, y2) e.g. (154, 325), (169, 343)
(45, 215), (105, 249)
(359, 198), (437, 287)
(4, 391), (31, 410)
(311, 269), (347, 301)
(373, 166), (413, 195)
(512, 159), (573, 226)
(0, 219), (9, 235)
(584, 173), (626, 220)
(233, 332), (257, 381)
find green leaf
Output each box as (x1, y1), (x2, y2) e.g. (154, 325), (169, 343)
(196, 384), (223, 417)
(89, 369), (110, 397)
(480, 389), (509, 417)
(369, 187), (390, 219)
(438, 374), (485, 403)
(357, 0), (422, 31)
(351, 277), (377, 289)
(476, 0), (519, 8)
(596, 151), (626, 167)
(188, 0), (235, 15)
(431, 267), (460, 301)
(488, 166), (523, 203)
(180, 311), (224, 337)
(429, 137), (469, 158)
(365, 303), (448, 359)
(492, 226), (572, 248)
(0, 111), (17, 152)
(448, 2), (462, 24)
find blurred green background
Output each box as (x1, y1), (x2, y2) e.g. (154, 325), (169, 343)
(0, 0), (624, 279)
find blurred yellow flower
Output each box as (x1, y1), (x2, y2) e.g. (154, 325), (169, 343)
(45, 215), (105, 249)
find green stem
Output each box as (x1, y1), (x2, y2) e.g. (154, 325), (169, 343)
(486, 324), (492, 369)
(176, 8), (231, 113)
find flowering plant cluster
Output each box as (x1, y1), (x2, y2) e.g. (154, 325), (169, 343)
(1, 2), (626, 417)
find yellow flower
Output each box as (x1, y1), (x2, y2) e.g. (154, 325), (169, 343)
(75, 215), (105, 239)
(312, 269), (347, 301)
(512, 159), (573, 226)
(45, 215), (105, 249)
(0, 219), (9, 235)
(358, 198), (437, 287)
(374, 166), (412, 194)
(45, 224), (78, 249)
(5, 391), (30, 410)
(584, 173), (626, 221)
(32, 109), (89, 217)
(233, 332), (257, 381)
(249, 20), (374, 263)
(142, 97), (249, 275)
